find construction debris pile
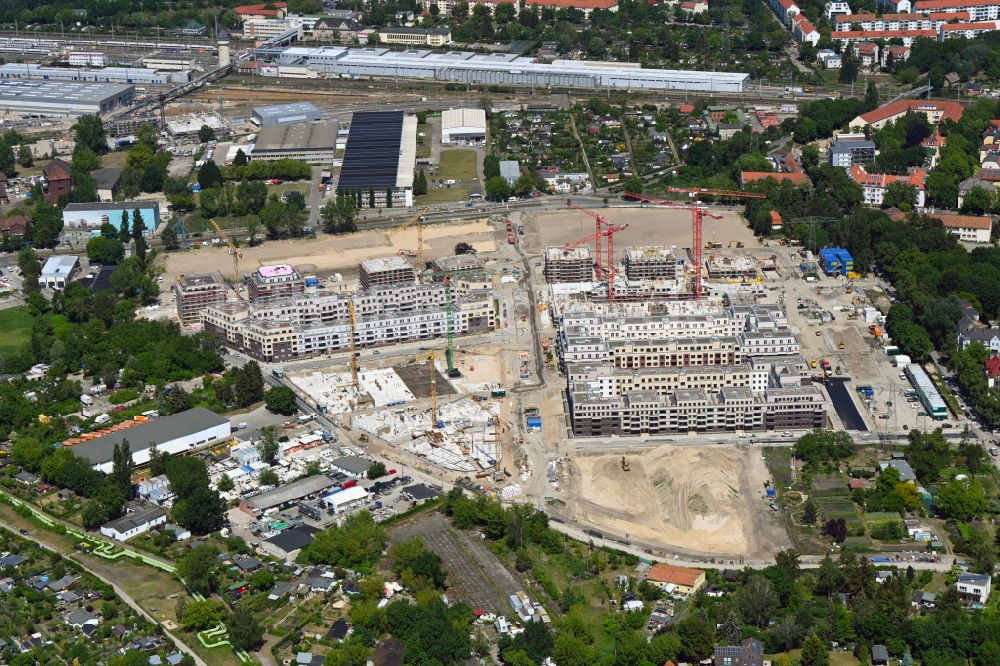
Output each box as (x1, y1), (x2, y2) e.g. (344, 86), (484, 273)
(288, 368), (414, 412)
(352, 398), (503, 473)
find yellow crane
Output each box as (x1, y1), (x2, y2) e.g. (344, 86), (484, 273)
(347, 297), (359, 389)
(414, 351), (439, 430)
(209, 218), (243, 297)
(385, 208), (429, 276)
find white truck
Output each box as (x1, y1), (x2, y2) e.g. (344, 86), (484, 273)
(80, 394), (94, 406)
(94, 414), (111, 425)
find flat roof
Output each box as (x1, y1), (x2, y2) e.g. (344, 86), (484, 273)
(330, 455), (372, 475)
(253, 101), (322, 118)
(323, 485), (368, 505)
(255, 121), (338, 151)
(178, 273), (224, 288)
(361, 255), (413, 273)
(67, 407), (229, 466)
(102, 505), (166, 533)
(247, 475), (337, 510)
(0, 79), (133, 104)
(339, 111), (405, 190)
(41, 255), (78, 277)
(63, 201), (159, 212)
(258, 263), (297, 278)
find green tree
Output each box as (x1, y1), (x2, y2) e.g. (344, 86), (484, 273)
(198, 125), (217, 143)
(198, 160), (224, 190)
(307, 511), (386, 571)
(882, 182), (917, 210)
(801, 633), (830, 666)
(935, 478), (987, 521)
(621, 174), (643, 195)
(72, 114), (108, 153)
(485, 175), (512, 201)
(160, 221), (180, 251)
(228, 605), (265, 652)
(237, 179), (268, 214)
(177, 545), (220, 595)
(677, 614), (714, 661)
(217, 474), (235, 492)
(738, 574), (777, 627)
(256, 426), (280, 464)
(259, 468), (280, 487)
(232, 149), (249, 167)
(17, 144), (33, 168)
(367, 461), (387, 479)
(182, 599), (228, 631)
(264, 385), (298, 414)
(802, 497), (818, 525)
(86, 236), (126, 265)
(234, 360), (265, 407)
(110, 440), (134, 498)
(18, 247), (42, 294)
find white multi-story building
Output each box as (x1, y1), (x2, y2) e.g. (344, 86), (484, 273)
(67, 52), (107, 67)
(915, 0), (1000, 20)
(848, 164), (927, 207)
(243, 18), (304, 40)
(825, 1), (852, 18)
(792, 14), (821, 44)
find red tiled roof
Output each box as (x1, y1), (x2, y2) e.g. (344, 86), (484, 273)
(235, 2), (287, 16)
(941, 20), (1000, 29)
(525, 0), (618, 8)
(855, 98), (964, 125)
(742, 171), (810, 185)
(848, 164), (927, 190)
(934, 213), (993, 230)
(648, 563), (705, 587)
(857, 42), (878, 54)
(916, 0), (999, 9)
(777, 0), (798, 10)
(770, 210), (783, 227)
(42, 158), (71, 181)
(679, 103), (695, 114)
(849, 478), (866, 490)
(985, 354), (1000, 378)
(793, 14), (818, 33)
(832, 28), (937, 38)
(929, 10), (970, 18)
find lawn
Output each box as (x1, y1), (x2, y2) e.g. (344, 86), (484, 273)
(417, 185), (468, 204)
(0, 307), (33, 355)
(101, 151), (131, 169)
(766, 650), (860, 666)
(437, 149), (478, 182)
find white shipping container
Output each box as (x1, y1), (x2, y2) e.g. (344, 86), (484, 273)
(893, 355), (911, 368)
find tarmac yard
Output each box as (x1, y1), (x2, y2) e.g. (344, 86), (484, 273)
(563, 445), (791, 560)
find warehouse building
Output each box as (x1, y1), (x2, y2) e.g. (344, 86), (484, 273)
(239, 475), (337, 516)
(359, 255), (416, 289)
(544, 246), (593, 283)
(337, 111), (416, 208)
(0, 80), (134, 116)
(40, 255), (79, 289)
(379, 27), (453, 47)
(174, 273), (228, 325)
(255, 45), (749, 93)
(440, 107), (487, 144)
(62, 201), (160, 234)
(251, 101), (323, 126)
(321, 485), (369, 514)
(0, 63), (191, 86)
(100, 505), (167, 541)
(66, 407), (231, 473)
(252, 121), (338, 164)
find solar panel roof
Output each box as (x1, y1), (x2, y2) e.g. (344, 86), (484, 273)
(338, 111), (404, 190)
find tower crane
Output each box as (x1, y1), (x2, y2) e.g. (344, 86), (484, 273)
(414, 351), (440, 430)
(208, 218), (243, 298)
(385, 208), (429, 275)
(623, 193), (724, 301)
(347, 297), (359, 389)
(665, 186), (767, 201)
(565, 200), (611, 279)
(563, 221), (630, 301)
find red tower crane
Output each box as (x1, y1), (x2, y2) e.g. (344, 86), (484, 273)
(623, 192), (724, 302)
(565, 200), (610, 279)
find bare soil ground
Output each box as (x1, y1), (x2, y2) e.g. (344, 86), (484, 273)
(564, 445), (791, 559)
(160, 220), (496, 283)
(523, 207), (757, 259)
(390, 511), (521, 613)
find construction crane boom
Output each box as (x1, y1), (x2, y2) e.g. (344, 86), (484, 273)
(623, 192), (725, 301)
(208, 218), (243, 297)
(391, 208), (430, 276)
(565, 200), (609, 278)
(347, 297), (359, 389)
(415, 351), (439, 430)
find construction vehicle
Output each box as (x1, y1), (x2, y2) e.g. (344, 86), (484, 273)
(358, 433), (370, 443)
(397, 249), (417, 257)
(705, 241), (722, 249)
(209, 218), (243, 295)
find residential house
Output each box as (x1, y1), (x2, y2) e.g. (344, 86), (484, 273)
(956, 572), (991, 604)
(829, 138), (876, 168)
(41, 159), (73, 205)
(847, 164), (927, 207)
(956, 301), (1000, 353)
(740, 152), (810, 188)
(645, 563), (706, 595)
(65, 609), (101, 629)
(100, 504), (167, 541)
(932, 213), (993, 243)
(680, 0), (708, 12)
(235, 3), (288, 20)
(714, 638), (764, 666)
(0, 554), (26, 569)
(14, 471), (39, 486)
(0, 214), (29, 239)
(47, 575), (79, 592)
(792, 14), (821, 44)
(825, 0), (852, 17)
(985, 354), (1000, 387)
(878, 459), (917, 483)
(325, 618), (350, 641)
(717, 123), (743, 140)
(872, 645), (889, 666)
(882, 45), (911, 67)
(911, 590), (937, 608)
(850, 98), (964, 130)
(817, 49), (843, 68)
(856, 42), (879, 67)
